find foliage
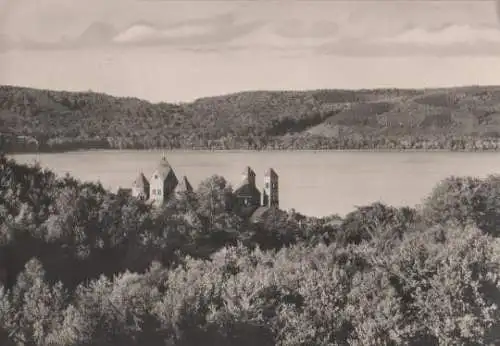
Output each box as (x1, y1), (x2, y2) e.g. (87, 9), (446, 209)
(4, 85), (500, 152)
(422, 175), (500, 236)
(338, 202), (420, 246)
(1, 156), (500, 344)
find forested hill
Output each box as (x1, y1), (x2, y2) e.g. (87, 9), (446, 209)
(3, 84), (500, 152)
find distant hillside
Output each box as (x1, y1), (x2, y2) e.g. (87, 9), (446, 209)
(3, 85), (500, 152)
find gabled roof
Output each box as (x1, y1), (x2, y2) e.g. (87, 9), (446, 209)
(176, 176), (193, 193)
(235, 183), (260, 197)
(235, 178), (250, 192)
(132, 172), (149, 189)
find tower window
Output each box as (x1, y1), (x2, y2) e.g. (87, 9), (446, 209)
(154, 174), (158, 179)
(265, 182), (270, 189)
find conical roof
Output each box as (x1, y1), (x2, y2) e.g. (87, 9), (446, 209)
(176, 176), (193, 193)
(132, 172), (149, 188)
(152, 154), (175, 180)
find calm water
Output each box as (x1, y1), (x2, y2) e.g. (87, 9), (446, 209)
(10, 150), (500, 217)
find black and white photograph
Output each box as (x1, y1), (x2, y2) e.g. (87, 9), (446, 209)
(2, 0), (500, 344)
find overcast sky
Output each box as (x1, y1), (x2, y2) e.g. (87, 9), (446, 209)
(1, 0), (500, 102)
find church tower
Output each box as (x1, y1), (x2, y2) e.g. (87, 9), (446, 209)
(242, 166), (256, 187)
(149, 154), (178, 206)
(262, 168), (279, 208)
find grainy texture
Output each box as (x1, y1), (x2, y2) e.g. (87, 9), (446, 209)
(1, 154), (500, 345)
(3, 85), (500, 152)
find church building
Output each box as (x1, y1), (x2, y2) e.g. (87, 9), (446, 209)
(233, 166), (280, 222)
(234, 167), (261, 214)
(127, 154), (193, 206)
(122, 155), (280, 223)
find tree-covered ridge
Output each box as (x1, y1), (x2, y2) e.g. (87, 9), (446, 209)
(2, 155), (500, 344)
(3, 85), (500, 152)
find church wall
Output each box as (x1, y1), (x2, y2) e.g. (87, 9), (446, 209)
(149, 172), (164, 204)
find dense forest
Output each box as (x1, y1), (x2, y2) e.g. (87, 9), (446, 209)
(2, 154), (500, 345)
(3, 85), (500, 152)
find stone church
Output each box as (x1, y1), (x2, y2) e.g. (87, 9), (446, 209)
(119, 155), (193, 206)
(120, 155), (279, 222)
(233, 166), (279, 223)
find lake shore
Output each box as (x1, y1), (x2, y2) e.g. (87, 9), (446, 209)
(11, 150), (500, 217)
(7, 147), (500, 155)
(4, 85), (500, 154)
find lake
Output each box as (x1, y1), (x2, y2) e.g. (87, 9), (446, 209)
(10, 150), (500, 217)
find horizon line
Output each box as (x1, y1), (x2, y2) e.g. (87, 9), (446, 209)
(2, 83), (500, 105)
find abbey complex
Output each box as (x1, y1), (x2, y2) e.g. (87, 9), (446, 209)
(119, 155), (280, 222)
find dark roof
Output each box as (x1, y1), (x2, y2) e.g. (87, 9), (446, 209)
(234, 183), (260, 197)
(265, 168), (278, 178)
(132, 172), (149, 189)
(249, 206), (272, 223)
(235, 177), (250, 191)
(176, 176), (193, 193)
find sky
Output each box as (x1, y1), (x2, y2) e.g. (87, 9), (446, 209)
(1, 0), (500, 102)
